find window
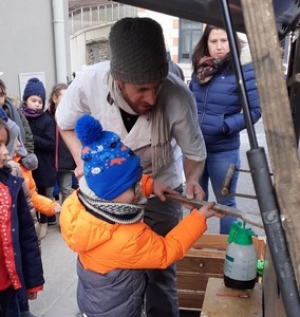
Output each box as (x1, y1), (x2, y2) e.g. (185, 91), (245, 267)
(179, 19), (203, 63)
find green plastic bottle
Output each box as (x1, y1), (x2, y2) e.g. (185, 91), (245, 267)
(224, 221), (257, 289)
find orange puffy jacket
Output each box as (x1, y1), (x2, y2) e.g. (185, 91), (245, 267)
(60, 174), (208, 274)
(14, 156), (59, 217)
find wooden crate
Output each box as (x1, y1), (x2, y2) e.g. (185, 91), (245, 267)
(200, 278), (263, 317)
(176, 234), (265, 311)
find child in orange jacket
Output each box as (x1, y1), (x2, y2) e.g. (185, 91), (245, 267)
(3, 110), (61, 228)
(14, 155), (61, 221)
(60, 114), (222, 317)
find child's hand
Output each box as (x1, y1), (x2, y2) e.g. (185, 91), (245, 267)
(198, 201), (224, 219)
(152, 180), (177, 202)
(27, 292), (38, 300)
(54, 204), (61, 214)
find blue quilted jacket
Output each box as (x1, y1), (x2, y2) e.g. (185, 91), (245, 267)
(189, 63), (261, 153)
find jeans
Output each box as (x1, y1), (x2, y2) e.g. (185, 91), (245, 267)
(1, 286), (20, 317)
(143, 186), (183, 317)
(200, 149), (240, 234)
(58, 171), (74, 203)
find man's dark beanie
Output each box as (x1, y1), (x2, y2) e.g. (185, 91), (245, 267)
(109, 17), (169, 85)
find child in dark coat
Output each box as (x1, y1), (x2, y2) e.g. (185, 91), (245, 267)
(20, 78), (57, 239)
(47, 83), (76, 204)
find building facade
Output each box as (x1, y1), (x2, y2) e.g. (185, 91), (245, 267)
(0, 0), (203, 100)
(68, 0), (203, 83)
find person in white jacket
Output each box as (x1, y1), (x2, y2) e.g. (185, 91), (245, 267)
(56, 17), (207, 317)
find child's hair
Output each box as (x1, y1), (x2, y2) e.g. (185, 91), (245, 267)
(48, 83), (68, 114)
(0, 79), (6, 93)
(0, 119), (10, 145)
(6, 95), (21, 108)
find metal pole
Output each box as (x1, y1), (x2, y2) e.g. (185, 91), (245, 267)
(220, 0), (259, 150)
(52, 0), (68, 83)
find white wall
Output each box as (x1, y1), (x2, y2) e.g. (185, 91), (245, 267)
(0, 0), (70, 100)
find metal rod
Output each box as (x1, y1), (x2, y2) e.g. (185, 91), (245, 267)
(165, 193), (263, 229)
(227, 192), (257, 200)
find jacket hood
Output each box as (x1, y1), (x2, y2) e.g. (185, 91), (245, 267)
(239, 33), (252, 66)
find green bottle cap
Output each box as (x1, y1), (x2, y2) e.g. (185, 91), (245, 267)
(228, 221), (255, 245)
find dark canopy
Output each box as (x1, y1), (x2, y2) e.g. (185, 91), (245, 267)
(114, 0), (300, 39)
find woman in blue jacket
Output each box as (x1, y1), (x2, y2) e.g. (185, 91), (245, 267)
(189, 25), (261, 234)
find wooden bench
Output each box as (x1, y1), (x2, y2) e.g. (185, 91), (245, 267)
(200, 277), (262, 317)
(176, 234), (265, 312)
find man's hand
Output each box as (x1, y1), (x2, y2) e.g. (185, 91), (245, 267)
(185, 180), (206, 200)
(74, 161), (84, 179)
(152, 180), (177, 202)
(184, 158), (206, 200)
(58, 129), (84, 179)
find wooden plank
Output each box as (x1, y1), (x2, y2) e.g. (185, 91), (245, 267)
(191, 234), (229, 250)
(177, 256), (224, 274)
(187, 234), (265, 259)
(178, 289), (204, 310)
(240, 0), (300, 290)
(184, 248), (226, 259)
(200, 278), (262, 317)
(177, 272), (223, 291)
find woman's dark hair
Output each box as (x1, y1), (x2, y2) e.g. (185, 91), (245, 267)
(191, 25), (241, 73)
(0, 119), (10, 145)
(48, 83), (68, 114)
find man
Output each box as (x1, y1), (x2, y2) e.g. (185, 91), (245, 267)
(56, 17), (206, 317)
(167, 51), (185, 81)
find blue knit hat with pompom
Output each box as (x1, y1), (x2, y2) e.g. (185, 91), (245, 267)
(75, 114), (143, 200)
(22, 77), (46, 105)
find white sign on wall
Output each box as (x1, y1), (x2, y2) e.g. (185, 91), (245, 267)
(18, 72), (46, 100)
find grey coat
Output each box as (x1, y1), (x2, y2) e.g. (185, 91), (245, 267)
(76, 259), (146, 317)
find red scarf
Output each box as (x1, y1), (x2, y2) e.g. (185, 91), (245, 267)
(196, 54), (230, 84)
(0, 182), (22, 290)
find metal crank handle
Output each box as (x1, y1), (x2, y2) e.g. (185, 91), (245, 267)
(165, 193), (264, 229)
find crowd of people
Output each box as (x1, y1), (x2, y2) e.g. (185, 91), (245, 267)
(0, 17), (261, 317)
